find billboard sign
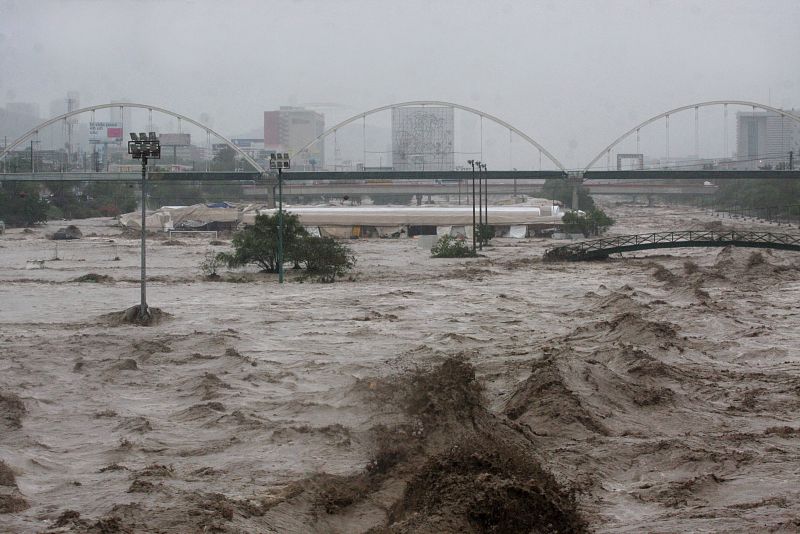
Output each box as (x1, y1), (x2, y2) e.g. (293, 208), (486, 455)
(159, 133), (191, 146)
(89, 122), (123, 144)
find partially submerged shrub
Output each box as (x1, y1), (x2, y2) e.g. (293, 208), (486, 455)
(476, 224), (494, 247)
(431, 235), (475, 258)
(297, 236), (356, 283)
(200, 251), (223, 279)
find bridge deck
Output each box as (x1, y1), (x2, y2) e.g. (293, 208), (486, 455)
(543, 230), (800, 261)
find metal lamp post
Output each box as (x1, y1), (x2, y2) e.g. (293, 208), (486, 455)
(269, 152), (290, 283)
(468, 160), (476, 253)
(128, 132), (160, 320)
(482, 163), (488, 240)
(475, 160), (483, 250)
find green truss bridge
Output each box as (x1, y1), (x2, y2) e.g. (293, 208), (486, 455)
(543, 231), (800, 261)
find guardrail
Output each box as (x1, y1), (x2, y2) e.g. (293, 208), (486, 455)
(543, 230), (800, 261)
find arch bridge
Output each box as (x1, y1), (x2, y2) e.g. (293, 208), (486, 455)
(0, 102), (264, 172)
(583, 100), (800, 172)
(292, 100), (567, 172)
(543, 231), (800, 261)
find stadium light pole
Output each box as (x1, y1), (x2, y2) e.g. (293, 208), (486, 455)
(270, 152), (290, 283)
(128, 132), (160, 320)
(468, 159), (476, 253)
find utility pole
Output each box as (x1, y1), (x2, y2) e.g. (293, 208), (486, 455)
(790, 150), (794, 171)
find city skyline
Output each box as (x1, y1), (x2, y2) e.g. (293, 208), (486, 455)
(1, 0), (798, 169)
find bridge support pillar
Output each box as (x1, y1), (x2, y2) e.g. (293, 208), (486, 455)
(262, 175), (278, 209)
(647, 195), (654, 207)
(416, 195), (422, 206)
(567, 172), (583, 211)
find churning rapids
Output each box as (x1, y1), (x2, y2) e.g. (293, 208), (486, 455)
(1, 202), (799, 533)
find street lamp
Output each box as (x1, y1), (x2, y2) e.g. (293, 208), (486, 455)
(269, 152), (290, 283)
(128, 132), (160, 320)
(482, 163), (488, 241)
(468, 159), (476, 253)
(475, 160), (483, 250)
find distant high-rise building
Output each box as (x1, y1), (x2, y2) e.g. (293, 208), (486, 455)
(110, 100), (133, 131)
(6, 102), (40, 119)
(263, 106), (325, 170)
(736, 109), (800, 169)
(47, 91), (86, 159)
(0, 103), (40, 144)
(391, 106), (454, 171)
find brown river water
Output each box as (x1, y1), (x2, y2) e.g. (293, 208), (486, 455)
(1, 202), (799, 533)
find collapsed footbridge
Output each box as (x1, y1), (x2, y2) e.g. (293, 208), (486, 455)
(543, 231), (800, 261)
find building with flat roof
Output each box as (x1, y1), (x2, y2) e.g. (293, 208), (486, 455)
(736, 109), (800, 169)
(264, 107), (325, 171)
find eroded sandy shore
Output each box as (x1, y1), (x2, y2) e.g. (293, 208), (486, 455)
(1, 203), (799, 533)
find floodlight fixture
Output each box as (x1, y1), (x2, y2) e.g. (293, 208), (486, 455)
(139, 132), (147, 141)
(269, 152), (291, 170)
(149, 132), (157, 140)
(130, 133), (138, 141)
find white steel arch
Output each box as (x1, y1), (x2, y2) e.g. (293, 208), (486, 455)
(0, 102), (264, 172)
(584, 100), (800, 171)
(292, 100), (567, 172)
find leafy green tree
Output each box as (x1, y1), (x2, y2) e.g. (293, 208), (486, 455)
(542, 178), (595, 210)
(0, 182), (49, 227)
(217, 212), (307, 273)
(561, 208), (615, 237)
(211, 146), (237, 171)
(714, 178), (800, 212)
(216, 211), (357, 281)
(48, 182), (137, 219)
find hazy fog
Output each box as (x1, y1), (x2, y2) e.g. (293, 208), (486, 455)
(1, 0), (798, 169)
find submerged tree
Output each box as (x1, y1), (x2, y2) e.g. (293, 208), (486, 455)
(216, 211), (356, 281)
(561, 208), (615, 237)
(217, 212), (307, 273)
(0, 182), (49, 227)
(542, 178), (595, 210)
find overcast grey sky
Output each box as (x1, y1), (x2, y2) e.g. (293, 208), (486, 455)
(1, 0), (798, 168)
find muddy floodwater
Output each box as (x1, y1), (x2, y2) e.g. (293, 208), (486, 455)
(1, 203), (799, 533)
